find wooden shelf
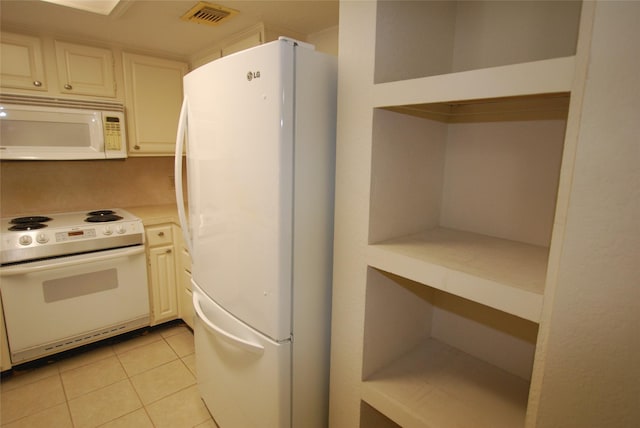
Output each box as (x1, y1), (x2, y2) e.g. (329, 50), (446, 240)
(373, 56), (575, 110)
(382, 93), (570, 123)
(367, 227), (547, 322)
(362, 339), (530, 428)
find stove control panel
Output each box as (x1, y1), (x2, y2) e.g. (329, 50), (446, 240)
(18, 235), (32, 246)
(12, 223), (144, 248)
(55, 228), (98, 242)
(1, 209), (145, 265)
(6, 221), (144, 246)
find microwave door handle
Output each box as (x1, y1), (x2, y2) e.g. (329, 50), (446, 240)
(0, 246), (145, 277)
(175, 96), (193, 255)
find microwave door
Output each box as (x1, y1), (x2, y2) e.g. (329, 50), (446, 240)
(0, 104), (107, 160)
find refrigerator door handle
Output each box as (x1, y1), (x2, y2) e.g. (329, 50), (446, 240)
(174, 96), (193, 254)
(193, 292), (265, 355)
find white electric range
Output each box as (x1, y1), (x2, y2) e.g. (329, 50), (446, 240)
(0, 209), (150, 365)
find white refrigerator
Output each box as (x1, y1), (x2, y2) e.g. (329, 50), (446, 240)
(174, 38), (336, 427)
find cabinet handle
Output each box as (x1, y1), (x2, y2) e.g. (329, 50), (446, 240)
(64, 83), (72, 90)
(134, 145), (140, 150)
(158, 231), (165, 237)
(33, 80), (42, 87)
(166, 249), (172, 254)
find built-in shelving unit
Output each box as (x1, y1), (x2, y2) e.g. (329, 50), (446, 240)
(361, 267), (539, 427)
(374, 57), (575, 111)
(362, 339), (530, 428)
(367, 227), (547, 323)
(357, 1), (584, 426)
(373, 0), (581, 84)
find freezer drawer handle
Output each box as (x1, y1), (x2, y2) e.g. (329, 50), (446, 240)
(193, 293), (265, 355)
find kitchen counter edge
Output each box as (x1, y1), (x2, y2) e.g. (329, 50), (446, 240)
(126, 204), (182, 227)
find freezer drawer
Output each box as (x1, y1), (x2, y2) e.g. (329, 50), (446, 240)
(193, 284), (291, 428)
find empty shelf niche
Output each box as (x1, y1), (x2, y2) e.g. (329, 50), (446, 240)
(368, 96), (568, 323)
(361, 268), (538, 428)
(374, 0), (582, 84)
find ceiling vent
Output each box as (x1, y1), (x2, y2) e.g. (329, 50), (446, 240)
(181, 2), (238, 26)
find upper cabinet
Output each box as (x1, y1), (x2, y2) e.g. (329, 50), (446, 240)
(1, 31), (189, 157)
(1, 32), (117, 98)
(0, 32), (48, 91)
(123, 53), (188, 156)
(54, 41), (116, 97)
(221, 29), (262, 57)
(190, 23), (265, 68)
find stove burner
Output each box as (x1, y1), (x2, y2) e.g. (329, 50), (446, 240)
(85, 211), (123, 223)
(9, 223), (48, 231)
(10, 216), (52, 224)
(8, 216), (51, 231)
(86, 215), (123, 223)
(87, 210), (116, 216)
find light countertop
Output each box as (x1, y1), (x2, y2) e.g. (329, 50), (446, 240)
(126, 204), (181, 227)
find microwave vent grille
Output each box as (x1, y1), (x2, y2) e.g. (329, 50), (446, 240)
(0, 94), (124, 112)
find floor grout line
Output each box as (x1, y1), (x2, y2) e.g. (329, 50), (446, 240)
(0, 322), (211, 428)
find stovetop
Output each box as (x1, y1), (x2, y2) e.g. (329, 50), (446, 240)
(3, 209), (139, 230)
(0, 208), (144, 265)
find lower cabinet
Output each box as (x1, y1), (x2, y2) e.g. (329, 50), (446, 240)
(144, 222), (194, 328)
(0, 296), (11, 371)
(175, 225), (195, 329)
(145, 224), (179, 325)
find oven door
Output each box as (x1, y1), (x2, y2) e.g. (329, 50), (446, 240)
(0, 246), (149, 364)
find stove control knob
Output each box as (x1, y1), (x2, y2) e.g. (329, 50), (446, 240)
(103, 226), (113, 235)
(116, 225), (127, 234)
(36, 233), (49, 244)
(19, 235), (33, 246)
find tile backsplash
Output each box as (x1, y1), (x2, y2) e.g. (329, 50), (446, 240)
(0, 157), (186, 217)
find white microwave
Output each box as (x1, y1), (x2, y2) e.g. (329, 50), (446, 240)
(0, 96), (127, 160)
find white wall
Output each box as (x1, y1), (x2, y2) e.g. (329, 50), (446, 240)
(530, 2), (640, 426)
(328, 2), (375, 427)
(308, 25), (339, 57)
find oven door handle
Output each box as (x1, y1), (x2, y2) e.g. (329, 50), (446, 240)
(0, 246), (145, 276)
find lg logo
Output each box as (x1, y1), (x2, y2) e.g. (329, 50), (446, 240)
(246, 71), (261, 81)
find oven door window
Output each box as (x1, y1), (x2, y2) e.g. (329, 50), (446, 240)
(43, 268), (118, 302)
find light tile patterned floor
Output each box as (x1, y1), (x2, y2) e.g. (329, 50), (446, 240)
(0, 323), (218, 428)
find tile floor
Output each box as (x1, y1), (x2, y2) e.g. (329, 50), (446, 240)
(0, 323), (219, 428)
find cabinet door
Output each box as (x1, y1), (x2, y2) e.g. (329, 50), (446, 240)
(175, 225), (194, 328)
(148, 244), (178, 325)
(123, 53), (188, 156)
(221, 31), (262, 56)
(146, 225), (173, 247)
(0, 32), (47, 91)
(0, 296), (12, 371)
(55, 41), (116, 97)
(180, 269), (194, 329)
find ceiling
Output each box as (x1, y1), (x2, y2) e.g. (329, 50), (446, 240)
(0, 0), (339, 60)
